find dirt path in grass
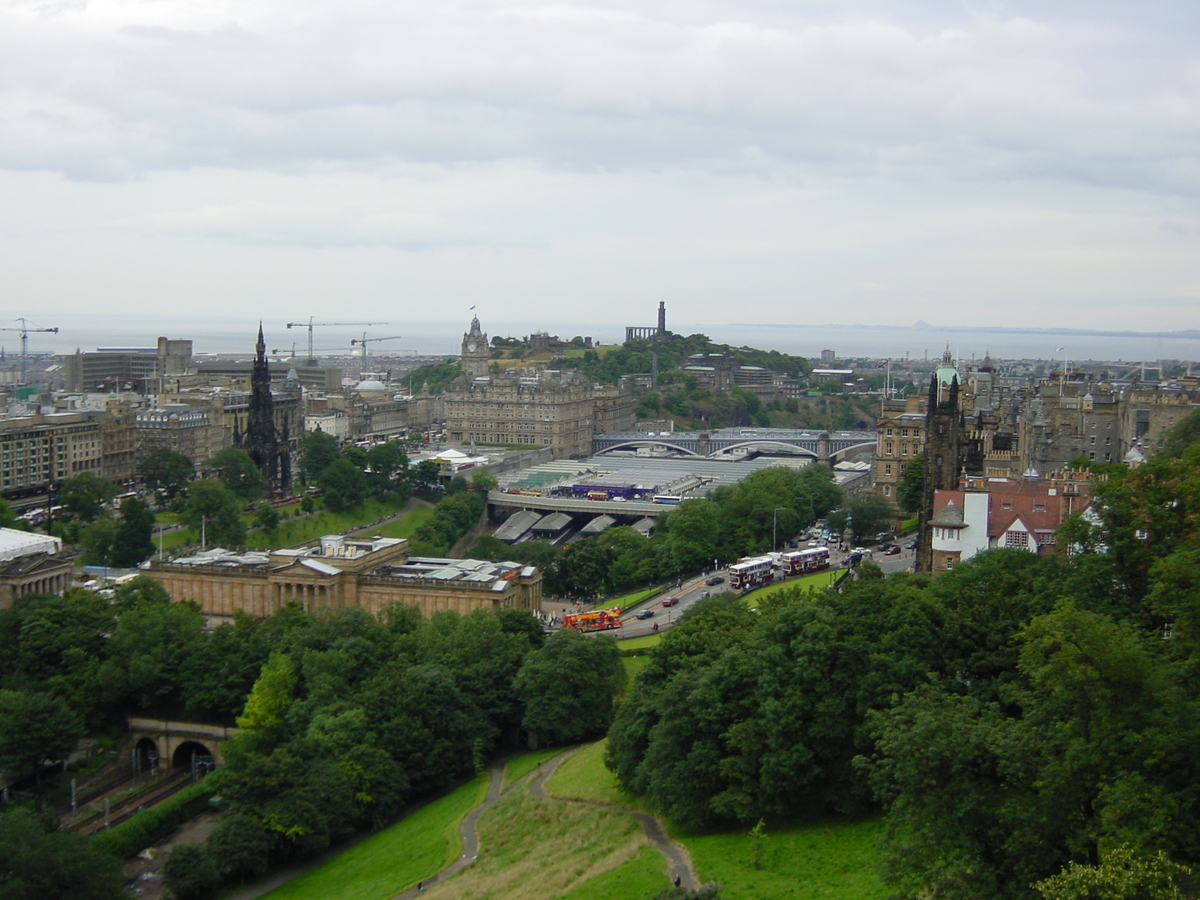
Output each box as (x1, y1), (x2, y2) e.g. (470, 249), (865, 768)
(530, 748), (701, 892)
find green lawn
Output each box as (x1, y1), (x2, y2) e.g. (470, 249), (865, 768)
(616, 633), (664, 651)
(155, 497), (419, 552)
(428, 749), (657, 899)
(544, 740), (641, 810)
(741, 569), (840, 607)
(259, 772), (489, 900)
(557, 846), (665, 900)
(622, 654), (651, 685)
(502, 747), (565, 790)
(590, 586), (661, 612)
(369, 503), (434, 540)
(680, 815), (889, 900)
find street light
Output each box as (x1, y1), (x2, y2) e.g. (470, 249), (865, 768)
(772, 507), (790, 553)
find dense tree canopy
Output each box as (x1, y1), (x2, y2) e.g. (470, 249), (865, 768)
(206, 447), (263, 502)
(183, 479), (247, 547)
(138, 448), (195, 502)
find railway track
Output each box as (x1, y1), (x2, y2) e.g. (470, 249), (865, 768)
(69, 770), (193, 835)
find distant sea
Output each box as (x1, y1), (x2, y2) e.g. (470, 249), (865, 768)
(14, 313), (1200, 365)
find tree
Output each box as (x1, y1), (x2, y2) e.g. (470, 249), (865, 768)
(0, 496), (28, 531)
(59, 472), (117, 524)
(0, 689), (84, 784)
(470, 468), (499, 491)
(253, 502), (281, 535)
(183, 479), (246, 547)
(110, 496), (156, 566)
(657, 499), (722, 574)
(207, 813), (273, 883)
(138, 448), (195, 503)
(514, 629), (623, 744)
(162, 844), (220, 900)
(79, 516), (119, 566)
(206, 446), (263, 502)
(317, 458), (368, 511)
(897, 453), (925, 514)
(0, 808), (125, 900)
(1034, 846), (1190, 900)
(413, 459), (441, 487)
(366, 441), (408, 481)
(298, 430), (340, 483)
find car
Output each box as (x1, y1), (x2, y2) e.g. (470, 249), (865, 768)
(905, 540), (917, 550)
(661, 597), (679, 607)
(705, 575), (725, 585)
(885, 545), (902, 555)
(635, 609), (655, 619)
(697, 591), (711, 599)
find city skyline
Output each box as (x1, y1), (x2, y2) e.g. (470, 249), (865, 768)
(1, 2), (1196, 333)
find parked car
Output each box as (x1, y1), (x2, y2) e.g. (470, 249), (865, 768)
(635, 609), (655, 619)
(661, 597), (679, 607)
(705, 575), (725, 585)
(905, 540), (917, 550)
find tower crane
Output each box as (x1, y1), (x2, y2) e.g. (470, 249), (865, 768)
(0, 318), (59, 384)
(285, 318), (387, 365)
(350, 334), (403, 363)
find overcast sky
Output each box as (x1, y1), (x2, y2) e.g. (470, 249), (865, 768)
(2, 0), (1196, 338)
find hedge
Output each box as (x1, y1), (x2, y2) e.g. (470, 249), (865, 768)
(90, 782), (215, 861)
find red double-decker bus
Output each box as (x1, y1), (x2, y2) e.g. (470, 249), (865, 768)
(780, 547), (831, 575)
(729, 555), (774, 590)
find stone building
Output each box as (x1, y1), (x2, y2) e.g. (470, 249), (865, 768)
(873, 394), (927, 506)
(0, 528), (73, 610)
(62, 337), (192, 393)
(0, 410), (104, 501)
(142, 534), (542, 622)
(461, 316), (491, 381)
(135, 405), (226, 471)
(445, 316), (636, 458)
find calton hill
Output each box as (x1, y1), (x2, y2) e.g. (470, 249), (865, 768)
(5, 391), (1200, 897)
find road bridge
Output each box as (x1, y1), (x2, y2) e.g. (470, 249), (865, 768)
(592, 428), (877, 463)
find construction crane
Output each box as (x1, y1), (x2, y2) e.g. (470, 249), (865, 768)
(0, 318), (59, 384)
(285, 318), (387, 365)
(350, 333), (403, 363)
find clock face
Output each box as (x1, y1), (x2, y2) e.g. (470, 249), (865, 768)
(467, 342), (478, 352)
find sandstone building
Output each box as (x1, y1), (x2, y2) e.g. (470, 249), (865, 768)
(143, 534), (542, 621)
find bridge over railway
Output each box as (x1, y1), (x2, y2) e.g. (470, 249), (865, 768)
(127, 717), (238, 773)
(592, 428), (877, 463)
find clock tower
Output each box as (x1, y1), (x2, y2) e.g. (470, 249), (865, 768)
(461, 315), (490, 380)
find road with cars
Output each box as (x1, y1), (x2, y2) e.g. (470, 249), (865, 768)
(613, 538), (918, 639)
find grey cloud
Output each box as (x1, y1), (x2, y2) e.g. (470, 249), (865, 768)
(0, 1), (1195, 200)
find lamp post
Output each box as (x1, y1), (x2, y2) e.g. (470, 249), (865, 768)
(772, 507), (790, 553)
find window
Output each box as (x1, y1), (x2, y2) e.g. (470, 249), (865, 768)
(1007, 530), (1029, 547)
(1001, 500), (1013, 510)
(883, 485), (891, 496)
(884, 464), (892, 475)
(1033, 501), (1046, 512)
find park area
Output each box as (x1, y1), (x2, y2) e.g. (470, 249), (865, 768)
(237, 740), (886, 900)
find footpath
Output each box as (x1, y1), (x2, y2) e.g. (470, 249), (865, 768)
(387, 747), (700, 898)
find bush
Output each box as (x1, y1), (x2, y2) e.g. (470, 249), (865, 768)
(90, 782), (213, 861)
(163, 843), (220, 900)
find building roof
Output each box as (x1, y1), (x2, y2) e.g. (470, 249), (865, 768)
(0, 529), (62, 563)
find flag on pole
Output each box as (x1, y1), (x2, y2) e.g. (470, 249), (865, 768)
(470, 305), (476, 310)
(877, 359), (889, 369)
